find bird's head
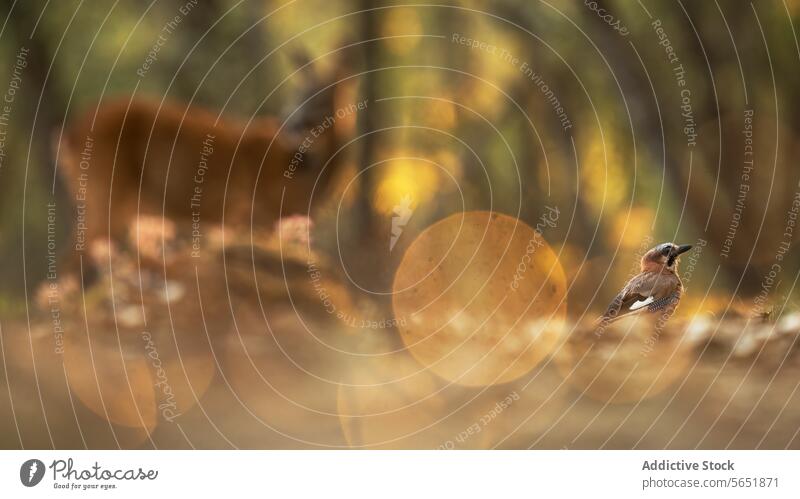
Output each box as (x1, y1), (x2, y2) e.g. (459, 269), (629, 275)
(641, 242), (692, 272)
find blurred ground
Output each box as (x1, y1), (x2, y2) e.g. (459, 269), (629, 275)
(2, 215), (799, 449)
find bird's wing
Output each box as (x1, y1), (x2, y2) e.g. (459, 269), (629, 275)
(645, 292), (680, 313)
(599, 272), (662, 322)
(629, 295), (655, 311)
(601, 289), (646, 322)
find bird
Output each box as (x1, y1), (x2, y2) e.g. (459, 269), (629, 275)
(598, 242), (693, 326)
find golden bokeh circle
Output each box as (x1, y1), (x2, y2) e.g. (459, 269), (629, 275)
(392, 211), (567, 386)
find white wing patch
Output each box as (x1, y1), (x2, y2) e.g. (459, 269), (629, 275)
(629, 296), (654, 311)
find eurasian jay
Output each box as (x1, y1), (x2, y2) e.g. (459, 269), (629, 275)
(599, 242), (692, 325)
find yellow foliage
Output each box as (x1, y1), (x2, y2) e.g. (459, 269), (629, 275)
(609, 207), (654, 250)
(382, 8), (423, 55)
(373, 157), (440, 214)
(424, 97), (458, 129)
(580, 136), (628, 216)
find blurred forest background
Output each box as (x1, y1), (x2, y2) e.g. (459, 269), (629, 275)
(1, 0), (800, 449)
(2, 0), (800, 312)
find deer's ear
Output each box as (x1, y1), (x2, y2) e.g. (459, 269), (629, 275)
(282, 42), (359, 137)
(281, 48), (320, 126)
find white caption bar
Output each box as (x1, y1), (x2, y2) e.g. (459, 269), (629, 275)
(1, 450), (797, 497)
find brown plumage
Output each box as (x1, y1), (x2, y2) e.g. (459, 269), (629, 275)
(598, 242), (692, 325)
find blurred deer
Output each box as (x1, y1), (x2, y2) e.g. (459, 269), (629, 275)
(54, 62), (355, 281)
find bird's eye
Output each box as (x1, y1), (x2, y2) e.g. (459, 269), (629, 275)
(660, 245), (671, 256)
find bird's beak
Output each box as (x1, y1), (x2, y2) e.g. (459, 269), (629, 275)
(673, 244), (692, 256)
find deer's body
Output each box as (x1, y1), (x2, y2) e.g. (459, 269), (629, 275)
(56, 96), (336, 251)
